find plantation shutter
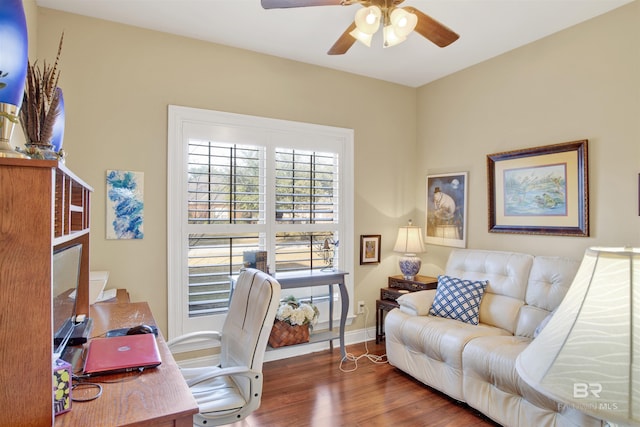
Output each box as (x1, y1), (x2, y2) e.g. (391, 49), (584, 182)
(168, 105), (353, 338)
(274, 148), (339, 273)
(186, 141), (265, 317)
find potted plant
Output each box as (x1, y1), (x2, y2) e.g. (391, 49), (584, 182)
(19, 34), (64, 159)
(268, 295), (319, 348)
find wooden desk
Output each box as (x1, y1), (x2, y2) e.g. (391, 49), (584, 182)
(55, 302), (198, 427)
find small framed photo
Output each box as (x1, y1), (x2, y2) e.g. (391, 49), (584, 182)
(360, 235), (381, 265)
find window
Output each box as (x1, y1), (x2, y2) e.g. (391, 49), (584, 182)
(168, 106), (354, 339)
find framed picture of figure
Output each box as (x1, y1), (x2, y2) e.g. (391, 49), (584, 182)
(425, 172), (468, 248)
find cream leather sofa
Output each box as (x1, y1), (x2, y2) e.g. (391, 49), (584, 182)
(385, 249), (602, 427)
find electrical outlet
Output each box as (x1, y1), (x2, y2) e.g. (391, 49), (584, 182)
(357, 300), (365, 314)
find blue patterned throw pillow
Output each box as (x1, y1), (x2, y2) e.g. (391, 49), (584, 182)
(429, 275), (488, 325)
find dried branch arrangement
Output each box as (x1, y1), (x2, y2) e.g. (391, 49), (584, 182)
(19, 33), (63, 147)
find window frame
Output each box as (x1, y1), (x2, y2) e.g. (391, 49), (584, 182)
(167, 106), (354, 343)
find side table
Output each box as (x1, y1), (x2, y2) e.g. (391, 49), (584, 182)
(376, 275), (438, 343)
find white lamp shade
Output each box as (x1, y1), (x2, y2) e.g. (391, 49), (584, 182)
(393, 225), (425, 255)
(383, 25), (407, 48)
(354, 6), (381, 35)
(349, 27), (373, 47)
(516, 247), (640, 424)
(390, 8), (418, 38)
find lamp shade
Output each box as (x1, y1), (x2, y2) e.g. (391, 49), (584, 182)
(515, 247), (640, 425)
(354, 6), (381, 35)
(393, 222), (425, 255)
(349, 27), (373, 47)
(390, 8), (418, 38)
(383, 25), (406, 48)
(0, 0), (28, 108)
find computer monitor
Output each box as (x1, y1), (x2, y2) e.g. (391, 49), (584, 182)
(52, 243), (83, 358)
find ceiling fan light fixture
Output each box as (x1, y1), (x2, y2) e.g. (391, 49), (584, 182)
(383, 24), (406, 48)
(349, 27), (373, 47)
(354, 5), (381, 34)
(390, 8), (417, 38)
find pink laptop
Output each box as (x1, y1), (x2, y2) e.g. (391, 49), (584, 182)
(83, 334), (162, 376)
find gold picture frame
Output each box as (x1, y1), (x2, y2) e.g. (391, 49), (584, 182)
(487, 140), (589, 236)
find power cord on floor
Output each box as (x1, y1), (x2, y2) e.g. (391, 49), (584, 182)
(339, 305), (388, 372)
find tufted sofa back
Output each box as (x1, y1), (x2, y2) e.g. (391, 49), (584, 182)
(515, 255), (580, 338)
(445, 249), (533, 334)
(445, 249), (580, 337)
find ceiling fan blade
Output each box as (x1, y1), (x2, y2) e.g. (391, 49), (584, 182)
(327, 22), (357, 55)
(403, 6), (459, 48)
(261, 0), (344, 9)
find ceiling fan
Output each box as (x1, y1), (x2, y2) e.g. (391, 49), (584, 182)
(261, 0), (460, 55)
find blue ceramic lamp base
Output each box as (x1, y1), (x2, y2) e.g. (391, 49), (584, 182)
(399, 254), (421, 281)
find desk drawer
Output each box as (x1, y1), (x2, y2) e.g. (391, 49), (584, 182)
(388, 275), (438, 291)
(380, 287), (410, 301)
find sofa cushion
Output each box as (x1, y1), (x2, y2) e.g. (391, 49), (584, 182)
(385, 308), (511, 401)
(514, 255), (580, 338)
(462, 335), (560, 412)
(429, 275), (488, 325)
(533, 310), (554, 338)
(525, 256), (580, 311)
(445, 249), (533, 333)
(515, 305), (550, 339)
(397, 289), (436, 316)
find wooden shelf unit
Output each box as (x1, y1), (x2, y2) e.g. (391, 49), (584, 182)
(0, 158), (93, 426)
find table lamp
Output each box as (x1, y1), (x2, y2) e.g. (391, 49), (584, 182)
(393, 220), (425, 280)
(0, 0), (29, 158)
(516, 247), (640, 426)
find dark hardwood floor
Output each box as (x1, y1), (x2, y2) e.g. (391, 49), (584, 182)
(231, 340), (500, 427)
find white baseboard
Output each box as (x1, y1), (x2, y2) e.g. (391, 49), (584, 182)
(177, 326), (378, 368)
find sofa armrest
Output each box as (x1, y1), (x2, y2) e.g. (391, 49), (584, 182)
(397, 289), (437, 316)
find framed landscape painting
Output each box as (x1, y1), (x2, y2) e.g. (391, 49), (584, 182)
(425, 172), (468, 248)
(487, 140), (589, 236)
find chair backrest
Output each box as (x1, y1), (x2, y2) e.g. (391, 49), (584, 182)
(221, 268), (281, 374)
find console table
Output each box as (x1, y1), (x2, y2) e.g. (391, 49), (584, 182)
(55, 302), (198, 427)
(232, 269), (349, 359)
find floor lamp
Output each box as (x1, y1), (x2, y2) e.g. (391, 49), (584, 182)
(516, 247), (639, 426)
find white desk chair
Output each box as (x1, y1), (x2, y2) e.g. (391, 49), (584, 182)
(168, 269), (281, 426)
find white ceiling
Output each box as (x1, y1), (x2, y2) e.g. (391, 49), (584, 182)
(36, 0), (633, 87)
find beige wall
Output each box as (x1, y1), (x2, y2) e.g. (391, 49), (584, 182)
(416, 1), (640, 271)
(30, 3), (640, 336)
(23, 0), (37, 58)
(34, 8), (417, 335)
